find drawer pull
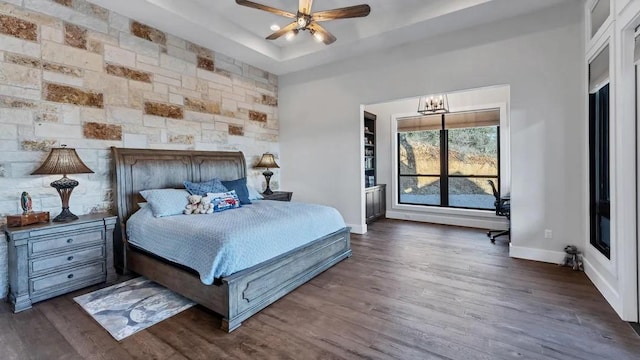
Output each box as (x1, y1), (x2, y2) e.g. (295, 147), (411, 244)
(66, 238), (73, 244)
(67, 256), (74, 261)
(67, 274), (74, 279)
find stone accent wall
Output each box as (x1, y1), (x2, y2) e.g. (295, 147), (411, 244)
(0, 233), (6, 298)
(0, 0), (280, 223)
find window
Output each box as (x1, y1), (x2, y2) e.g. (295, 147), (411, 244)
(397, 109), (500, 210)
(588, 45), (610, 258)
(590, 0), (610, 38)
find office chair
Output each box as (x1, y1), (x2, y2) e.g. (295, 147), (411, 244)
(487, 180), (510, 243)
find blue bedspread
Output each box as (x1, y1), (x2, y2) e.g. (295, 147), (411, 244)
(126, 201), (346, 284)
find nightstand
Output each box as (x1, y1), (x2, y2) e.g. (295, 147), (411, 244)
(262, 191), (293, 202)
(3, 213), (117, 313)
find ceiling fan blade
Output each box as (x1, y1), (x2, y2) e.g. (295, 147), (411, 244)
(235, 0), (296, 18)
(312, 4), (371, 22)
(299, 0), (313, 15)
(266, 21), (298, 40)
(308, 23), (336, 45)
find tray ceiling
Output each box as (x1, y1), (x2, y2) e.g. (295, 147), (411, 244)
(88, 0), (573, 75)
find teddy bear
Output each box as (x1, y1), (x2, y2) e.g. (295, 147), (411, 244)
(184, 194), (202, 214)
(560, 245), (584, 271)
(198, 195), (214, 214)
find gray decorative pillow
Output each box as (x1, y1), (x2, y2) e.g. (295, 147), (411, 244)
(184, 178), (228, 196)
(139, 189), (190, 217)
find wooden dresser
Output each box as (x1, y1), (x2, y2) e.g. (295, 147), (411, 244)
(3, 213), (117, 312)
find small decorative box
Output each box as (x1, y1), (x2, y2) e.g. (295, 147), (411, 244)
(6, 212), (50, 227)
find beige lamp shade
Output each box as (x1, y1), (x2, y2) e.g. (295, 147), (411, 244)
(31, 146), (94, 176)
(255, 153), (280, 169)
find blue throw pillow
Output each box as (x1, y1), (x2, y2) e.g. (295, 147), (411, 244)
(139, 189), (190, 218)
(184, 178), (227, 196)
(221, 177), (251, 205)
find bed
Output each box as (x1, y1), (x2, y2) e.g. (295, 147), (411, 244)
(111, 147), (351, 332)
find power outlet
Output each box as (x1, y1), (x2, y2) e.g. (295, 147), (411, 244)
(544, 229), (552, 239)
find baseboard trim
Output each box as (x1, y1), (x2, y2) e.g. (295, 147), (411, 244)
(386, 210), (508, 230)
(583, 256), (622, 315)
(509, 245), (566, 264)
(347, 223), (366, 235)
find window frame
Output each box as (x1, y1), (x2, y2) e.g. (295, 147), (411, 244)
(396, 111), (501, 211)
(391, 101), (509, 216)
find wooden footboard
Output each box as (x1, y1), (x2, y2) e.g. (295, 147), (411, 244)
(222, 228), (351, 332)
(125, 227), (351, 332)
(126, 247), (229, 317)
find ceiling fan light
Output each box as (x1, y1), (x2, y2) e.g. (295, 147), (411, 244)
(313, 32), (324, 42)
(285, 29), (299, 41)
(270, 24), (280, 31)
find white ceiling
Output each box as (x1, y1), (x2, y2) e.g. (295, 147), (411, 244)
(88, 0), (573, 75)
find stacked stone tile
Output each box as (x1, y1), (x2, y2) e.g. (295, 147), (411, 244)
(0, 0), (280, 222)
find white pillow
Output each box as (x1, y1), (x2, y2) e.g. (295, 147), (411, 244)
(247, 187), (263, 200)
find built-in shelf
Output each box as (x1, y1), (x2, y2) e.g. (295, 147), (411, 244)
(364, 110), (386, 224)
(364, 111), (377, 188)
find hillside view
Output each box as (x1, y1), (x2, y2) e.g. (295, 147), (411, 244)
(399, 127), (499, 209)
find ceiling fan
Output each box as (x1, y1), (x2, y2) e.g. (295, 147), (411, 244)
(235, 0), (371, 45)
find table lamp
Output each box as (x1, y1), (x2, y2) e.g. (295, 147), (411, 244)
(31, 145), (94, 222)
(255, 153), (279, 195)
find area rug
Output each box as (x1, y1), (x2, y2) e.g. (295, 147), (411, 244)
(74, 277), (195, 341)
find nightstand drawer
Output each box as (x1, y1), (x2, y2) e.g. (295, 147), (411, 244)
(29, 245), (105, 276)
(30, 261), (105, 295)
(29, 229), (103, 256)
(262, 191), (292, 201)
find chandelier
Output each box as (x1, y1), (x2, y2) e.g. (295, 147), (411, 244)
(417, 94), (449, 114)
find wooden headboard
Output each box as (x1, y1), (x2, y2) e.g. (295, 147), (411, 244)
(111, 147), (246, 224)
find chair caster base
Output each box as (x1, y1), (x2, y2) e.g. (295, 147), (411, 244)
(487, 229), (509, 244)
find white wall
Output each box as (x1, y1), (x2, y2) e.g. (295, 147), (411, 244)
(280, 2), (586, 258)
(365, 86), (510, 230)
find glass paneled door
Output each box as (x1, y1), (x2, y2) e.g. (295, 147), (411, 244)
(589, 84), (610, 258)
(589, 45), (611, 259)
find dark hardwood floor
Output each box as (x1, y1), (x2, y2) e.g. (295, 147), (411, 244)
(2, 219), (639, 359)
